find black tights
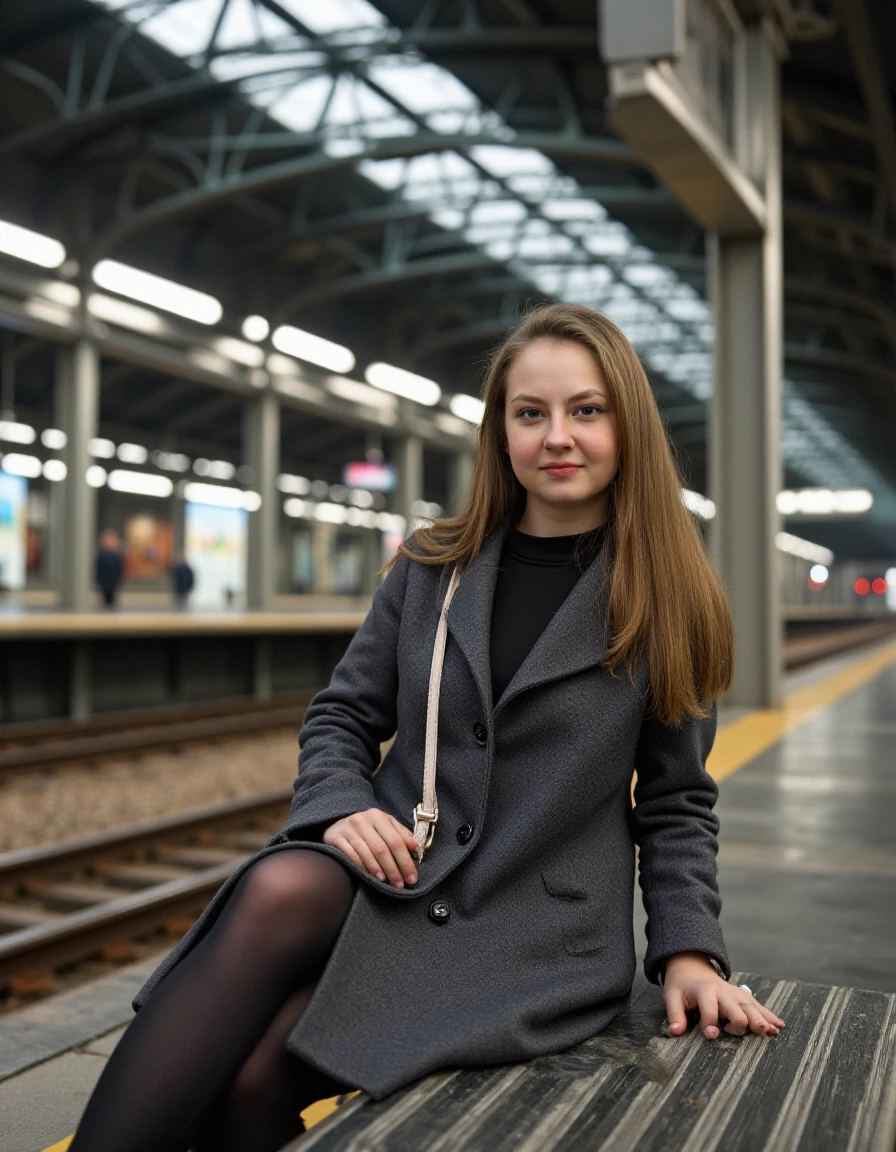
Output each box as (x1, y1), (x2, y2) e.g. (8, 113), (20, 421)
(69, 849), (356, 1152)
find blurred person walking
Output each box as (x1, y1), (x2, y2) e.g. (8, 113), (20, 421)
(172, 551), (195, 610)
(95, 529), (123, 609)
(69, 305), (785, 1152)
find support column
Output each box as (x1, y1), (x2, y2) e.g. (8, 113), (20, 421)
(243, 389), (280, 611)
(449, 450), (474, 516)
(47, 346), (71, 599)
(60, 339), (100, 612)
(709, 21), (783, 708)
(394, 431), (424, 534)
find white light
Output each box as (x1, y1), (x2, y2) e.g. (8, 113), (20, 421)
(88, 293), (166, 335)
(41, 428), (67, 449)
(329, 484), (348, 502)
(107, 469), (174, 498)
(193, 458), (236, 480)
(0, 219), (66, 268)
(284, 497), (313, 518)
(365, 362), (441, 407)
(38, 281), (81, 308)
(242, 315), (270, 342)
(314, 502), (348, 524)
(272, 325), (355, 373)
(151, 450), (191, 472)
(348, 488), (374, 508)
(777, 488), (874, 516)
(776, 532), (834, 566)
(92, 259), (223, 325)
(211, 335), (265, 367)
(681, 488), (717, 519)
(434, 412), (472, 438)
(809, 564), (829, 584)
(117, 442), (148, 465)
(448, 393), (485, 424)
(0, 420), (36, 445)
(376, 512), (407, 533)
(88, 438), (116, 459)
(43, 459), (67, 481)
(86, 465), (107, 488)
(277, 473), (311, 495)
(266, 352), (300, 377)
(1, 452), (42, 478)
(183, 482), (258, 510)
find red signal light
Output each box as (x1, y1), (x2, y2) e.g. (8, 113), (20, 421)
(854, 578), (870, 595)
(872, 578), (887, 595)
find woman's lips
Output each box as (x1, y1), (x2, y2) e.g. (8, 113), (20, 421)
(542, 465), (581, 475)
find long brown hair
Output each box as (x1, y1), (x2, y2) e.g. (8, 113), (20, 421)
(381, 303), (733, 723)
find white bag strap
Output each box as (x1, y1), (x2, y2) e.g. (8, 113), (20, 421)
(412, 564), (461, 864)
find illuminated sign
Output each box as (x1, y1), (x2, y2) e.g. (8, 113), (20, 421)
(343, 462), (397, 491)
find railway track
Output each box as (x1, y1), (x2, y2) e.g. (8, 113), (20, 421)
(0, 690), (314, 777)
(0, 789), (293, 1002)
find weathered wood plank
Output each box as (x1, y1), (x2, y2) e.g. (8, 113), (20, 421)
(289, 974), (896, 1152)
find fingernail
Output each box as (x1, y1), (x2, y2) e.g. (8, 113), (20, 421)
(769, 1026), (779, 1035)
(377, 872), (386, 881)
(394, 880), (404, 888)
(408, 874), (417, 884)
(705, 1027), (719, 1039)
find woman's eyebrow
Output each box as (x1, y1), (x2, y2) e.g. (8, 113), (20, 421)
(510, 390), (605, 404)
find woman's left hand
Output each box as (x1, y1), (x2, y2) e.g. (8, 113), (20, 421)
(662, 952), (786, 1039)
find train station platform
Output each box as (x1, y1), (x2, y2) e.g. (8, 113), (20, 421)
(1, 637), (895, 1151)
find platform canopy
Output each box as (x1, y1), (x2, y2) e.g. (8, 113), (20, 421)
(1, 0), (894, 557)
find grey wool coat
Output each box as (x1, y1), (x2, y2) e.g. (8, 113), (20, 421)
(133, 521), (730, 1099)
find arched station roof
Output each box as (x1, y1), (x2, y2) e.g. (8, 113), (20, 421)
(1, 0), (895, 556)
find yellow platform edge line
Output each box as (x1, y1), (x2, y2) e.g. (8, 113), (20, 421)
(708, 638), (896, 784)
(40, 640), (896, 1152)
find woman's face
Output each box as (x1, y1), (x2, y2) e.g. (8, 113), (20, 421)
(503, 338), (619, 532)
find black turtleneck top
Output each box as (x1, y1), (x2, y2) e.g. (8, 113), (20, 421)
(489, 522), (606, 707)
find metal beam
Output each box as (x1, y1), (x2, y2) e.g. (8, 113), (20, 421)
(91, 131), (638, 257)
(835, 0), (896, 225)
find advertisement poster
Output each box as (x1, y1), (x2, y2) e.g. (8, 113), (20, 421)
(0, 472), (27, 590)
(185, 501), (247, 608)
(333, 533), (364, 595)
(291, 528), (313, 593)
(124, 514), (173, 582)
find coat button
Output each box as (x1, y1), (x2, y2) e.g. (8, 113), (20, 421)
(456, 824), (474, 845)
(429, 900), (451, 924)
(472, 721), (488, 745)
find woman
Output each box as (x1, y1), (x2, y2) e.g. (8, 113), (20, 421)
(70, 303), (784, 1152)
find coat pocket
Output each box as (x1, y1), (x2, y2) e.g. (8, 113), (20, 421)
(541, 867), (607, 956)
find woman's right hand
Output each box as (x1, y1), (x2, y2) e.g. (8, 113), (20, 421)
(323, 809), (419, 888)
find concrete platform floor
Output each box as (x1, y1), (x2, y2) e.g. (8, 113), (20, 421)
(2, 636), (895, 1152)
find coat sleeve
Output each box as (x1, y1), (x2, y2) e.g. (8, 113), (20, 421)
(630, 700), (730, 985)
(274, 548), (412, 843)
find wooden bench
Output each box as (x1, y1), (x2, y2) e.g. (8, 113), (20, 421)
(288, 972), (896, 1151)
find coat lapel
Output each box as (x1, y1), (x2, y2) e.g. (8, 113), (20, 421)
(442, 522), (611, 718)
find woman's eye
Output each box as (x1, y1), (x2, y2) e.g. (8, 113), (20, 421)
(578, 405), (602, 416)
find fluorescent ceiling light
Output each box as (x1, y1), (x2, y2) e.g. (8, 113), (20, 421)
(151, 450), (191, 472)
(86, 465), (107, 488)
(41, 428), (67, 449)
(376, 512), (407, 533)
(314, 502), (349, 524)
(433, 412), (471, 438)
(1, 452), (42, 478)
(88, 292), (167, 335)
(681, 489), (716, 519)
(193, 458), (236, 480)
(267, 352), (300, 377)
(776, 532), (834, 566)
(183, 482), (259, 510)
(88, 438), (116, 459)
(43, 459), (67, 482)
(777, 488), (873, 516)
(278, 473), (311, 495)
(242, 315), (270, 342)
(117, 442), (148, 465)
(212, 335), (265, 367)
(284, 497), (314, 518)
(0, 420), (36, 445)
(39, 281), (81, 307)
(92, 259), (223, 325)
(365, 362), (441, 406)
(0, 220), (66, 268)
(448, 394), (485, 424)
(107, 469), (174, 498)
(272, 325), (355, 374)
